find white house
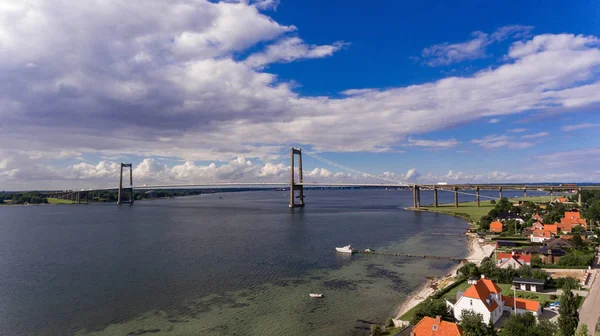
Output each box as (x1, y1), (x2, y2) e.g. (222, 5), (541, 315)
(446, 275), (504, 326)
(446, 275), (542, 326)
(530, 229), (554, 243)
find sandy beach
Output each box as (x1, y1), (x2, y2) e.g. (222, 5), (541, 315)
(394, 234), (495, 319)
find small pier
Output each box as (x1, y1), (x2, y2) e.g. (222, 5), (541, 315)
(356, 250), (466, 262)
(430, 232), (464, 237)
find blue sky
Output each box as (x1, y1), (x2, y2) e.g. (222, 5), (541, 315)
(0, 0), (599, 189)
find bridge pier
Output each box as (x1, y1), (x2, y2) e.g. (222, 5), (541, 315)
(550, 187), (553, 201)
(117, 163), (134, 205)
(476, 186), (480, 207)
(578, 188), (582, 207)
(416, 185), (421, 208)
(523, 188), (527, 198)
(77, 191), (80, 204)
(499, 187), (503, 199)
(454, 186), (458, 207)
(289, 148), (305, 208)
(433, 187), (438, 207)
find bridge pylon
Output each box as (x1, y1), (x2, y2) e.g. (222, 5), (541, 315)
(289, 148), (305, 208)
(117, 163), (134, 205)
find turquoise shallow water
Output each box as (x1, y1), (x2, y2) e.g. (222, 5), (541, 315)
(0, 189), (531, 335)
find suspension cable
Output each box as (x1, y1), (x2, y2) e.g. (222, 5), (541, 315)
(302, 149), (409, 185)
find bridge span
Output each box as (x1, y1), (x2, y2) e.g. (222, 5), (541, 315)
(49, 148), (599, 208)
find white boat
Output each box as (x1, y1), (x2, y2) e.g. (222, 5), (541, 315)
(309, 293), (323, 298)
(335, 245), (353, 254)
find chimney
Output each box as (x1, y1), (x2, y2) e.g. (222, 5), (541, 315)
(410, 332), (416, 336)
(512, 251), (515, 256)
(481, 274), (485, 279)
(436, 315), (442, 324)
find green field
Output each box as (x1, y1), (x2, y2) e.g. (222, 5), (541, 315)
(415, 196), (552, 224)
(47, 198), (77, 204)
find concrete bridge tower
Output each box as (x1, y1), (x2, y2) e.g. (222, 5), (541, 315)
(289, 148), (305, 208)
(117, 163), (134, 205)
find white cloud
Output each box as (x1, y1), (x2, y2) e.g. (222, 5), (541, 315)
(470, 135), (533, 149)
(507, 128), (528, 133)
(561, 123), (600, 132)
(520, 132), (549, 139)
(420, 25), (533, 66)
(405, 138), (460, 149)
(1, 2), (600, 188)
(488, 118), (501, 124)
(245, 37), (347, 69)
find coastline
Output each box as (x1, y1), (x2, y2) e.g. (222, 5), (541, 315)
(394, 233), (495, 319)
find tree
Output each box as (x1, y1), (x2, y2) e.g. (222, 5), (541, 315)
(574, 324), (589, 336)
(490, 200), (496, 205)
(558, 289), (579, 336)
(458, 262), (480, 279)
(412, 298), (454, 325)
(459, 311), (496, 336)
(531, 255), (543, 268)
(571, 234), (585, 249)
(583, 199), (600, 223)
(499, 312), (537, 336)
(537, 319), (558, 336)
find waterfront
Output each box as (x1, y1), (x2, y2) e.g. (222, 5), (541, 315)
(0, 189), (533, 335)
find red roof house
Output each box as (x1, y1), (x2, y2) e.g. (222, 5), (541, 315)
(411, 316), (463, 336)
(490, 221), (503, 233)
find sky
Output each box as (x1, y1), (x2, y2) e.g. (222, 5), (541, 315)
(1, 0), (600, 190)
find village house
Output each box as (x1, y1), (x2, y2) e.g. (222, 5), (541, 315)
(497, 252), (531, 269)
(446, 276), (541, 326)
(552, 197), (570, 204)
(544, 224), (558, 235)
(513, 278), (545, 292)
(497, 212), (525, 224)
(532, 214), (544, 223)
(557, 211), (587, 232)
(490, 221), (503, 233)
(410, 316), (463, 336)
(530, 229), (555, 243)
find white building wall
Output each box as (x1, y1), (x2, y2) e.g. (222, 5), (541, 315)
(453, 297), (497, 325)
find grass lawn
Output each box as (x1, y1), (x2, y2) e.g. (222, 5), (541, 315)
(418, 196), (553, 224)
(47, 198), (76, 204)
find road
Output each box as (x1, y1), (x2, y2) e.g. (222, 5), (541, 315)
(578, 252), (599, 335)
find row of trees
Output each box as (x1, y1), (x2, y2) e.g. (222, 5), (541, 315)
(0, 192), (49, 204)
(458, 258), (547, 284)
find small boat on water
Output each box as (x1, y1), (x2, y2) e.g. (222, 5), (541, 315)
(309, 293), (323, 298)
(335, 245), (353, 254)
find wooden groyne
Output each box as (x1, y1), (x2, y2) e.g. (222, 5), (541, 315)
(356, 250), (466, 262)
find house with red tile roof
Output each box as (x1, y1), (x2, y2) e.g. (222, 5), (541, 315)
(532, 222), (544, 230)
(544, 224), (558, 235)
(446, 276), (542, 326)
(558, 211), (587, 232)
(410, 316), (463, 336)
(532, 214), (544, 223)
(553, 197), (570, 204)
(497, 252), (531, 269)
(447, 275), (504, 326)
(530, 229), (554, 243)
(489, 221), (503, 233)
(503, 296), (542, 316)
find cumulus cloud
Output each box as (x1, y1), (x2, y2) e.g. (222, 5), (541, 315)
(419, 25), (533, 66)
(1, 1), (600, 189)
(488, 118), (501, 124)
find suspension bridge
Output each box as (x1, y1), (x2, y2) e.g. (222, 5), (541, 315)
(49, 148), (599, 207)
